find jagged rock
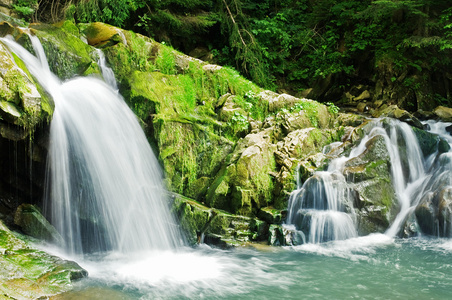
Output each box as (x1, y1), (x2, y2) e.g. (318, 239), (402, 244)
(433, 106), (452, 122)
(14, 204), (64, 245)
(171, 193), (268, 246)
(207, 130), (276, 215)
(298, 152), (328, 183)
(344, 134), (398, 234)
(373, 105), (423, 129)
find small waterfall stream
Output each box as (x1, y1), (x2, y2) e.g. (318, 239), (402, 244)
(1, 35), (183, 255)
(286, 118), (449, 243)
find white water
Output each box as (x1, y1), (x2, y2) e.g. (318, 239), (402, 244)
(1, 35), (183, 255)
(286, 118), (445, 243)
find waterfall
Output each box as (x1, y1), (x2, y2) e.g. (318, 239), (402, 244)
(1, 35), (183, 255)
(286, 118), (439, 243)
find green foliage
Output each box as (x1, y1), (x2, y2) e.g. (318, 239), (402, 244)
(13, 0), (37, 21)
(326, 102), (340, 115)
(71, 0), (134, 27)
(288, 100), (320, 128)
(226, 111), (249, 137)
(155, 45), (176, 75)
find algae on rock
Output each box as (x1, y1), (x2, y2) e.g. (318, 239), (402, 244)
(0, 220), (87, 299)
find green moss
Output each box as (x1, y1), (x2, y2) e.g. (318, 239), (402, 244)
(29, 23), (94, 80)
(155, 45), (176, 75)
(0, 221), (87, 298)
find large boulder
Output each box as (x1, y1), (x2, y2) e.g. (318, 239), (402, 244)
(0, 220), (87, 299)
(433, 106), (452, 122)
(206, 130), (276, 215)
(415, 187), (452, 237)
(344, 134), (398, 234)
(14, 204), (64, 245)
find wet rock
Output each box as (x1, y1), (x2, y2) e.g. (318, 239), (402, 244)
(433, 106), (452, 122)
(373, 105), (423, 129)
(171, 193), (268, 247)
(14, 204), (64, 245)
(415, 193), (437, 236)
(437, 187), (452, 237)
(0, 220), (87, 299)
(344, 134), (398, 234)
(268, 224), (285, 246)
(257, 207), (286, 224)
(412, 126), (445, 157)
(446, 125), (452, 136)
(29, 22), (95, 80)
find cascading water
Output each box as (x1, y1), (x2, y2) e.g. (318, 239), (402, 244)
(1, 35), (183, 255)
(286, 118), (441, 243)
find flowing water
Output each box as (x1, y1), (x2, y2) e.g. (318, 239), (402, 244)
(2, 35), (452, 299)
(1, 35), (183, 254)
(48, 237), (452, 299)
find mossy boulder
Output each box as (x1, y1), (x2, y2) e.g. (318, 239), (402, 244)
(0, 220), (87, 299)
(0, 40), (52, 133)
(82, 22), (124, 48)
(343, 135), (398, 234)
(28, 22), (97, 80)
(171, 193), (268, 247)
(14, 204), (63, 245)
(155, 118), (233, 198)
(207, 130), (276, 215)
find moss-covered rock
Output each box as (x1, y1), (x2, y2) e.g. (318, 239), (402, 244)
(344, 135), (398, 234)
(82, 22), (124, 48)
(433, 106), (452, 122)
(171, 193), (268, 247)
(0, 40), (50, 133)
(28, 22), (96, 80)
(14, 204), (64, 246)
(206, 130), (277, 215)
(0, 220), (87, 299)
